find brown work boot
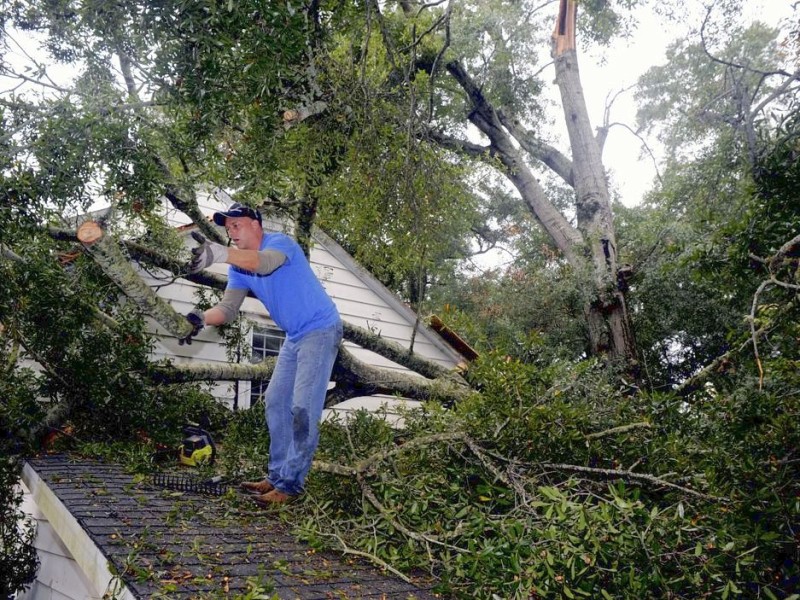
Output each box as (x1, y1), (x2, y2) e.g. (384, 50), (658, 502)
(240, 480), (274, 495)
(252, 489), (295, 507)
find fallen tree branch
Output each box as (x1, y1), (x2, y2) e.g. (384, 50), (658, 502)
(313, 432), (466, 478)
(357, 472), (468, 553)
(282, 101), (328, 129)
(321, 531), (413, 583)
(540, 462), (727, 502)
(342, 322), (456, 380)
(332, 346), (470, 406)
(585, 422), (651, 440)
(77, 221), (193, 338)
(149, 356), (277, 383)
(3, 239), (120, 330)
(313, 433), (470, 553)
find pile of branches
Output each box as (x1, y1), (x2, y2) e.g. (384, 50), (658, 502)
(258, 351), (800, 599)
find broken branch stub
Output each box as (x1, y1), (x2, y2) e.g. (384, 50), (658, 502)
(77, 221), (193, 338)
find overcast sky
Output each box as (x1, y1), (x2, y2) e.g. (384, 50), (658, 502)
(579, 0), (795, 207)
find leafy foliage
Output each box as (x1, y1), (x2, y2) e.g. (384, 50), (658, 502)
(0, 335), (41, 596)
(280, 355), (799, 599)
(0, 457), (38, 598)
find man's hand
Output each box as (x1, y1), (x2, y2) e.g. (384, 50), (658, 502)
(178, 308), (205, 345)
(188, 231), (229, 274)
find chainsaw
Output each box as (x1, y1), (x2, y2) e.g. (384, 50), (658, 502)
(179, 425), (216, 467)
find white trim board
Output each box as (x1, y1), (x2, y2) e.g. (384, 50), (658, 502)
(21, 462), (137, 600)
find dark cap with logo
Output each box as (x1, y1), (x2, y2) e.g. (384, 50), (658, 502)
(212, 202), (262, 226)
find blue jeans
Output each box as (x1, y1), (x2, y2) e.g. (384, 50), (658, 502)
(264, 322), (342, 495)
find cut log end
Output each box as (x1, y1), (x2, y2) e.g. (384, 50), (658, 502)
(77, 221), (104, 245)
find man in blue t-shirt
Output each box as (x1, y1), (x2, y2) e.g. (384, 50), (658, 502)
(182, 202), (342, 505)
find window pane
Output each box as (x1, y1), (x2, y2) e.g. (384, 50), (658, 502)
(251, 325), (285, 361)
(251, 380), (268, 405)
(250, 325), (285, 404)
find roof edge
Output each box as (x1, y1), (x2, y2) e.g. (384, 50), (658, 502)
(310, 227), (470, 364)
(22, 462), (137, 600)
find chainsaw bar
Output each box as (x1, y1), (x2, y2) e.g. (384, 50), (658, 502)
(151, 473), (229, 496)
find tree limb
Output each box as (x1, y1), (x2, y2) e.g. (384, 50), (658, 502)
(540, 462), (727, 502)
(603, 122), (664, 187)
(149, 356), (277, 384)
(497, 110), (574, 186)
(282, 101), (328, 129)
(76, 222), (193, 338)
(342, 322), (455, 380)
(426, 130), (492, 158)
(331, 345), (470, 406)
(442, 59), (584, 264)
(585, 422), (651, 440)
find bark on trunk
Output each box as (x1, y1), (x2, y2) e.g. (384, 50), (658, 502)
(151, 356), (277, 383)
(151, 346), (470, 406)
(551, 0), (637, 363)
(77, 221), (194, 338)
(331, 346), (470, 406)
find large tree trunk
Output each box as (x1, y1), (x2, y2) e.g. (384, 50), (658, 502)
(551, 0), (637, 363)
(437, 0), (637, 367)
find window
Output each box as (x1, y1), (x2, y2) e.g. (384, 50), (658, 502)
(250, 325), (285, 405)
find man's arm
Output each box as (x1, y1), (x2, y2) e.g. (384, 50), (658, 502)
(178, 287), (248, 344)
(188, 232), (286, 275)
(204, 287), (248, 326)
(226, 247), (286, 274)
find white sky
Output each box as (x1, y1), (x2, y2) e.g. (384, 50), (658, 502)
(580, 0), (795, 207)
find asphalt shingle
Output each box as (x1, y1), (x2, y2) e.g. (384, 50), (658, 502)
(27, 455), (440, 599)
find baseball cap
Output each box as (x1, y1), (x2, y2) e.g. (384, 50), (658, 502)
(212, 202), (262, 226)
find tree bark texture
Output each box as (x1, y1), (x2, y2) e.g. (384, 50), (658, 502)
(151, 356), (277, 383)
(151, 346), (470, 407)
(551, 0), (637, 362)
(330, 346), (470, 406)
(77, 222), (194, 338)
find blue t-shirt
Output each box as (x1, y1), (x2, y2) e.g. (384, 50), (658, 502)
(227, 233), (340, 341)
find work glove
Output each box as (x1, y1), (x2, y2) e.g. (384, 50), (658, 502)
(178, 308), (205, 345)
(188, 231), (229, 274)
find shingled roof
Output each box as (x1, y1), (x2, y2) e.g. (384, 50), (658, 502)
(23, 454), (439, 599)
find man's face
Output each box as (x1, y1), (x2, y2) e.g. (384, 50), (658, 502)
(224, 216), (262, 250)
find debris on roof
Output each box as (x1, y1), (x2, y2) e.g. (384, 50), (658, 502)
(25, 455), (439, 599)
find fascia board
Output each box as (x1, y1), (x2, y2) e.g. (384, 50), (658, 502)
(21, 463), (137, 600)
